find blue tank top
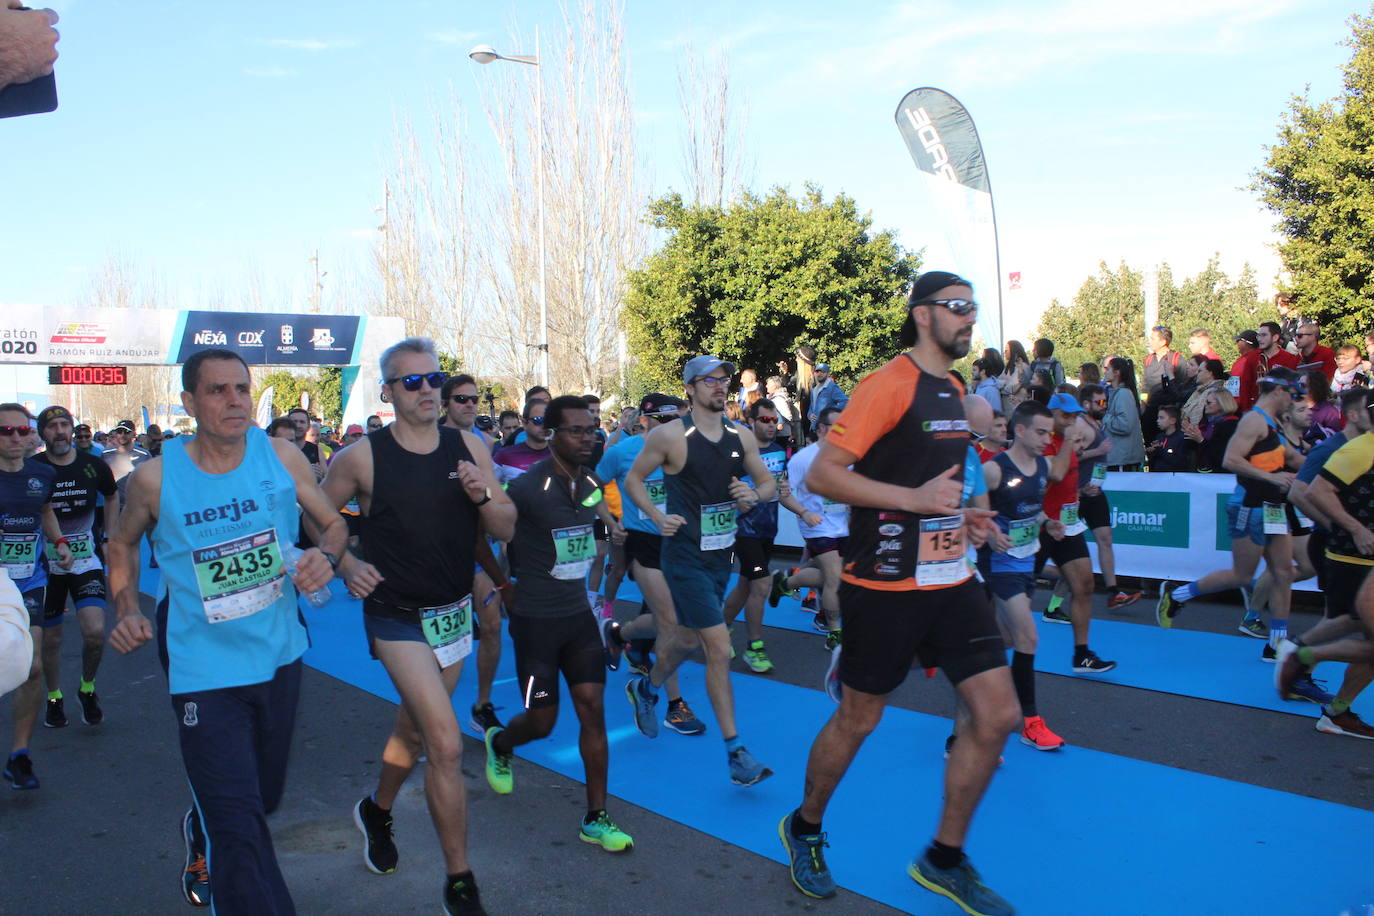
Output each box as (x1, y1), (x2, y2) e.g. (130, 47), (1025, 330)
(0, 459), (56, 591)
(595, 434), (665, 536)
(739, 442), (787, 539)
(153, 427), (307, 694)
(988, 451), (1049, 574)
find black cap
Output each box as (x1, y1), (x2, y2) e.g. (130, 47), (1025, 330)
(902, 270), (974, 345)
(36, 406), (74, 432)
(113, 419), (136, 433)
(1234, 330), (1259, 347)
(639, 393), (686, 417)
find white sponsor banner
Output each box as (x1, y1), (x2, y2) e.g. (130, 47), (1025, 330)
(0, 305), (175, 363)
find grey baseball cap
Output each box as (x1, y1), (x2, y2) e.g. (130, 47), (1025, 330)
(682, 354), (737, 385)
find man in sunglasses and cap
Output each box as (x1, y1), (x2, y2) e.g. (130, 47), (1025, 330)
(101, 418), (149, 510)
(318, 337), (512, 915)
(623, 354), (778, 787)
(777, 271), (1017, 916)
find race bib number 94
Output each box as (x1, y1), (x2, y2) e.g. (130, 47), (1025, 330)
(639, 479), (668, 522)
(192, 529), (285, 624)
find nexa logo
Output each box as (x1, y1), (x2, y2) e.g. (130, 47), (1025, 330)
(194, 330), (227, 346)
(904, 107), (959, 183)
(237, 330), (264, 346)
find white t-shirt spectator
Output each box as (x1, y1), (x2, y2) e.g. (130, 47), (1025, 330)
(788, 442), (849, 539)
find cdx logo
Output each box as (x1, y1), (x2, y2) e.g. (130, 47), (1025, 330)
(237, 330), (264, 346)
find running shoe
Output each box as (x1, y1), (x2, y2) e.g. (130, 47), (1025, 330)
(908, 853), (1015, 916)
(811, 611), (829, 633)
(483, 727), (513, 794)
(1285, 674), (1335, 706)
(664, 699), (706, 735)
(823, 628), (842, 652)
(1072, 651), (1117, 675)
(778, 812), (837, 899)
(728, 746), (773, 786)
(579, 811), (634, 852)
(743, 640), (774, 674)
(1261, 642), (1278, 663)
(626, 676), (659, 738)
(802, 590), (819, 613)
(1020, 715), (1065, 751)
(469, 702), (503, 737)
(1042, 604), (1071, 625)
(769, 569), (798, 607)
(823, 645), (842, 704)
(4, 753), (38, 790)
(77, 689), (103, 726)
(1274, 639), (1304, 698)
(44, 696), (67, 729)
(1105, 589), (1142, 609)
(1316, 707), (1374, 739)
(443, 876), (486, 915)
(624, 644), (652, 677)
(181, 807), (209, 907)
(1238, 617), (1268, 639)
(599, 617), (624, 671)
(353, 795), (399, 874)
(1155, 581), (1178, 629)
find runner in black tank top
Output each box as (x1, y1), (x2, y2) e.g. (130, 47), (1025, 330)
(319, 338), (514, 915)
(621, 354), (779, 788)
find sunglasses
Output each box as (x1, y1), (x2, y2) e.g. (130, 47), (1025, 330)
(386, 372), (447, 392)
(554, 425), (598, 438)
(525, 415), (545, 425)
(913, 298), (979, 316)
(0, 426), (34, 437)
(367, 423), (383, 430)
(75, 433), (92, 438)
(447, 394), (480, 405)
(752, 416), (778, 424)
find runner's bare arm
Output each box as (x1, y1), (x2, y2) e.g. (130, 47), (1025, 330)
(1307, 475), (1374, 555)
(1221, 412), (1291, 489)
(107, 460), (161, 654)
(808, 440), (963, 515)
(318, 437), (366, 512)
(270, 437), (343, 593)
(624, 423), (684, 536)
(1286, 479), (1332, 530)
(40, 503), (72, 570)
(459, 430), (515, 542)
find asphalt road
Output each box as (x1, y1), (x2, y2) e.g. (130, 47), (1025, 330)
(1, 565), (1369, 915)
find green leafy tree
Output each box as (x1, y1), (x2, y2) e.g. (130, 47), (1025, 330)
(253, 368), (344, 426)
(1253, 10), (1374, 344)
(624, 184), (920, 391)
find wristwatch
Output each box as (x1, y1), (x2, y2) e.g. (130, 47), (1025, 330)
(319, 550), (339, 570)
(474, 488), (493, 507)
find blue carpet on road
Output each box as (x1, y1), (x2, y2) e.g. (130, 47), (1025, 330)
(297, 584), (1374, 916)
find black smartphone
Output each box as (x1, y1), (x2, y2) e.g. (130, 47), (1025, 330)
(0, 72), (58, 118)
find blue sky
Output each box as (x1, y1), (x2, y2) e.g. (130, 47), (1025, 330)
(2, 0), (1359, 341)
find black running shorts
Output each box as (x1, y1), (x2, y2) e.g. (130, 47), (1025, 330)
(1080, 491), (1111, 531)
(838, 579), (1006, 695)
(1323, 557), (1369, 620)
(624, 529), (662, 573)
(735, 536), (774, 581)
(508, 611), (605, 710)
(1308, 529), (1328, 593)
(1035, 529), (1091, 575)
(43, 570), (107, 624)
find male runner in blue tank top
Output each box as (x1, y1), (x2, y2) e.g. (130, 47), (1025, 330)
(1, 402), (73, 791)
(622, 354), (778, 787)
(320, 337), (513, 916)
(107, 349), (346, 914)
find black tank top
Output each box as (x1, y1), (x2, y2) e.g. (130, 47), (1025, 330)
(361, 426), (479, 618)
(663, 414), (747, 565)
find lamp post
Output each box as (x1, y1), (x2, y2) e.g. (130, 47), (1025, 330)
(470, 34), (549, 389)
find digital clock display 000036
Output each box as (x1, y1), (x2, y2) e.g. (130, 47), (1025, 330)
(47, 366), (128, 386)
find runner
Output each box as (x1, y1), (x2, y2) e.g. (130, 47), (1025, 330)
(32, 406), (119, 729)
(72, 423), (97, 455)
(594, 394), (706, 735)
(982, 400), (1067, 750)
(1075, 384), (1142, 607)
(582, 394), (614, 614)
(493, 400), (550, 483)
(480, 395), (636, 850)
(1035, 393), (1118, 674)
(622, 354), (777, 785)
(777, 271), (1016, 915)
(768, 406), (848, 646)
(1, 403), (73, 791)
(1157, 369), (1307, 649)
(101, 418), (149, 509)
(320, 337), (512, 915)
(105, 350), (345, 912)
(723, 399), (808, 672)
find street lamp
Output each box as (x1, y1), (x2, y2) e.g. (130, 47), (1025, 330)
(470, 36), (549, 389)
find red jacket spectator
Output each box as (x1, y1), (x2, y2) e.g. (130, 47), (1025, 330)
(1230, 349), (1262, 411)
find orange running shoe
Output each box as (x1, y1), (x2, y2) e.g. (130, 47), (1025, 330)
(1020, 715), (1065, 751)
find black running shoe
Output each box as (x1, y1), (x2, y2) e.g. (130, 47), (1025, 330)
(353, 795), (399, 874)
(469, 702), (503, 737)
(1072, 651), (1117, 675)
(77, 689), (103, 726)
(44, 696), (67, 729)
(4, 752), (38, 790)
(181, 807), (210, 907)
(443, 875), (487, 915)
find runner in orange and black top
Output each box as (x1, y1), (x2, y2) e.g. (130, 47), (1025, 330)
(777, 271), (1017, 916)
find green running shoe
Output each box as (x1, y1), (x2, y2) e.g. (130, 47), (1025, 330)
(908, 852), (1015, 916)
(778, 813), (837, 899)
(1156, 581), (1178, 629)
(579, 811), (634, 852)
(769, 569), (798, 607)
(743, 640), (774, 673)
(483, 727), (513, 795)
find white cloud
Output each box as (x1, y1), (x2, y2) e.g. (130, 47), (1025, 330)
(243, 66), (298, 78)
(256, 37), (360, 52)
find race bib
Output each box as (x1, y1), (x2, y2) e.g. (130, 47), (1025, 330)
(638, 479), (667, 522)
(1, 532), (40, 580)
(1061, 501), (1087, 537)
(1293, 504), (1313, 529)
(1225, 376), (1241, 397)
(46, 533), (100, 575)
(1263, 502), (1287, 536)
(421, 594), (473, 668)
(1090, 463), (1107, 484)
(699, 500), (737, 551)
(551, 524), (596, 580)
(192, 529), (286, 624)
(822, 497), (847, 516)
(916, 515), (967, 586)
(1006, 516), (1041, 559)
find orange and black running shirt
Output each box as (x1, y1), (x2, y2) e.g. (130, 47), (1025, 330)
(1240, 409), (1287, 507)
(827, 355), (970, 592)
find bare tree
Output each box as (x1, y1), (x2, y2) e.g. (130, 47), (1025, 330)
(677, 46), (750, 208)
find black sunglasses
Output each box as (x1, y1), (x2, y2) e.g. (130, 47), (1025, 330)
(385, 372), (447, 392)
(913, 298), (978, 316)
(447, 394), (480, 405)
